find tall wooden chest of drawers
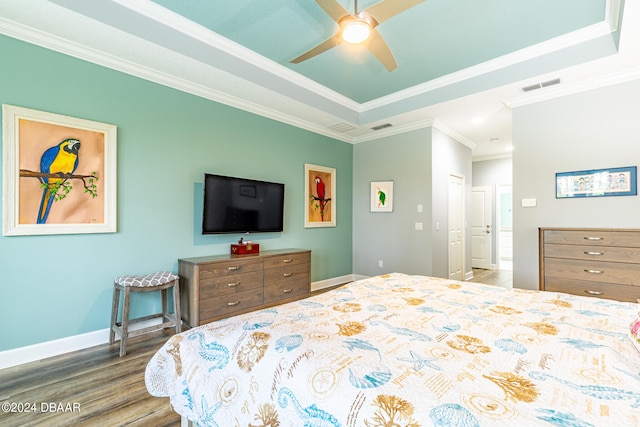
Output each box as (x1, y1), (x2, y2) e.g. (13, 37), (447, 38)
(539, 228), (640, 302)
(179, 249), (311, 327)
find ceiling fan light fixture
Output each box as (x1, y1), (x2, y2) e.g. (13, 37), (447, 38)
(341, 19), (371, 44)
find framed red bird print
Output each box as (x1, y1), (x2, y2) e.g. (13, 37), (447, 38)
(2, 104), (117, 236)
(304, 163), (336, 228)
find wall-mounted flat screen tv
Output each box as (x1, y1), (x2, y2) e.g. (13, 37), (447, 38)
(202, 173), (285, 234)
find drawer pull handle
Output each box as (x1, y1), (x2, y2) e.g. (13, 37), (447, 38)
(584, 269), (604, 274)
(584, 236), (603, 241)
(283, 259), (293, 263)
(227, 282), (240, 287)
(227, 301), (240, 306)
(283, 273), (293, 277)
(228, 266), (241, 271)
(584, 290), (604, 296)
(584, 251), (604, 256)
(283, 288), (293, 293)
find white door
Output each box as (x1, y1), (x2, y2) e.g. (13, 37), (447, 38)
(471, 186), (492, 269)
(448, 174), (464, 281)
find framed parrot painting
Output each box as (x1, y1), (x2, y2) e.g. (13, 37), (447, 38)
(370, 181), (394, 212)
(2, 104), (117, 236)
(304, 163), (336, 228)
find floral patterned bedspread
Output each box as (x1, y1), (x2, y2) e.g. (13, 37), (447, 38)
(145, 273), (640, 427)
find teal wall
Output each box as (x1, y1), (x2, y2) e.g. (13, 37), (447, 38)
(0, 35), (353, 351)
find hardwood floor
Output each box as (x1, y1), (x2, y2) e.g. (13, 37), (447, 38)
(0, 330), (179, 427)
(469, 267), (513, 288)
(0, 284), (345, 427)
(0, 272), (511, 427)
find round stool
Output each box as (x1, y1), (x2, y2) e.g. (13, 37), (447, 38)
(109, 271), (181, 357)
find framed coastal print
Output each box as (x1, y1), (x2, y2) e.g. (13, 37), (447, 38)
(2, 104), (117, 236)
(304, 163), (336, 228)
(556, 166), (637, 199)
(371, 181), (394, 212)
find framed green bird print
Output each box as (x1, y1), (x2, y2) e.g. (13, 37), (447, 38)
(2, 105), (117, 236)
(371, 181), (393, 212)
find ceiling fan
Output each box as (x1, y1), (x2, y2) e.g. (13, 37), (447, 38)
(291, 0), (425, 71)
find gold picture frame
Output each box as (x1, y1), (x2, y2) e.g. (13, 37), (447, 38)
(304, 163), (336, 228)
(2, 104), (117, 236)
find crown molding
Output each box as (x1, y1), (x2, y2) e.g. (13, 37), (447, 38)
(0, 15), (480, 148)
(2, 0), (628, 153)
(0, 15), (356, 144)
(110, 0), (363, 112)
(505, 66), (640, 108)
(473, 153), (513, 162)
(433, 119), (477, 150)
(360, 20), (616, 112)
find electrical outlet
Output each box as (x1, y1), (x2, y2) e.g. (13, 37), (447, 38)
(378, 260), (383, 268)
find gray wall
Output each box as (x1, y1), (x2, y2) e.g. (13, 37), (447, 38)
(431, 128), (473, 279)
(512, 78), (640, 290)
(473, 157), (512, 187)
(353, 128), (433, 277)
(352, 126), (473, 279)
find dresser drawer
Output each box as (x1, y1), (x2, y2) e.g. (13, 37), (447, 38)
(264, 263), (309, 304)
(200, 271), (263, 298)
(199, 258), (263, 279)
(264, 262), (309, 284)
(544, 276), (640, 303)
(264, 279), (309, 304)
(199, 288), (264, 323)
(544, 258), (640, 286)
(544, 243), (640, 264)
(264, 251), (310, 270)
(543, 229), (640, 247)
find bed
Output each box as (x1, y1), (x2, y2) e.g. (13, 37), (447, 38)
(145, 273), (640, 426)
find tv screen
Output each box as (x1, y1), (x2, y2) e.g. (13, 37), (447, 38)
(202, 173), (285, 234)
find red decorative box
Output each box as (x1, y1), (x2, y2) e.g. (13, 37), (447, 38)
(231, 243), (259, 255)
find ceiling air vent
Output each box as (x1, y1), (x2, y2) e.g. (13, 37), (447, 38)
(371, 123), (393, 131)
(328, 123), (356, 133)
(522, 78), (561, 92)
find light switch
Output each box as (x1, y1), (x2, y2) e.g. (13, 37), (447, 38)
(415, 222), (423, 231)
(417, 204), (423, 213)
(521, 198), (537, 207)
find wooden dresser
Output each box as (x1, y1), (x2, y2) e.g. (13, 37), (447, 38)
(179, 249), (311, 327)
(539, 228), (640, 302)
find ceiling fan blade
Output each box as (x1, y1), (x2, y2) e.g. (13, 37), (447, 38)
(364, 0), (425, 24)
(290, 35), (342, 64)
(365, 28), (397, 71)
(315, 0), (351, 23)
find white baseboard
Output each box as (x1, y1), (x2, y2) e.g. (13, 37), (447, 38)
(0, 318), (163, 370)
(1, 275), (363, 370)
(310, 274), (360, 291)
